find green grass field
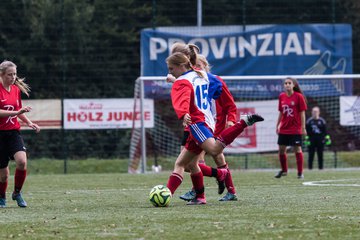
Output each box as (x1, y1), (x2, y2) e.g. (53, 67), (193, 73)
(0, 169), (359, 239)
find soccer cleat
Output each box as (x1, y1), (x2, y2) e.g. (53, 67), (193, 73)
(0, 198), (6, 208)
(240, 114), (264, 126)
(274, 170), (287, 178)
(12, 192), (27, 208)
(216, 168), (228, 195)
(297, 173), (304, 179)
(219, 192), (238, 201)
(186, 197), (206, 205)
(179, 189), (196, 201)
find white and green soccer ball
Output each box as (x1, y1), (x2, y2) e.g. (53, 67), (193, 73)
(149, 185), (172, 207)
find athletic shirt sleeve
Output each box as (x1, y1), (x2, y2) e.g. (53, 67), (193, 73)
(216, 76), (237, 123)
(171, 80), (192, 120)
(207, 73), (223, 101)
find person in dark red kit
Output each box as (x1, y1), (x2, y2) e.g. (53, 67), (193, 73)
(0, 60), (40, 208)
(275, 77), (307, 179)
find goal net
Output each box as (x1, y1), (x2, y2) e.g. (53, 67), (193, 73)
(129, 74), (360, 173)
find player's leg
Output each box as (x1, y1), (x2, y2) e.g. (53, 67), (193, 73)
(189, 123), (228, 181)
(0, 135), (9, 207)
(179, 152), (204, 202)
(167, 148), (197, 195)
(0, 167), (9, 208)
(308, 144), (315, 170)
(216, 114), (264, 149)
(214, 153), (238, 201)
(10, 131), (28, 207)
(317, 142), (324, 170)
(275, 143), (288, 178)
(12, 151), (28, 207)
(294, 144), (304, 179)
(186, 158), (206, 205)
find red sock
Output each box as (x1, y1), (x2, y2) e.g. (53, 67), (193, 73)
(218, 164), (236, 194)
(296, 152), (304, 174)
(0, 181), (8, 199)
(218, 120), (247, 146)
(166, 172), (183, 195)
(279, 154), (288, 172)
(198, 163), (213, 177)
(191, 171), (205, 199)
(14, 169), (27, 193)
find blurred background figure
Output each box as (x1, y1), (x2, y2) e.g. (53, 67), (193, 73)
(305, 106), (331, 170)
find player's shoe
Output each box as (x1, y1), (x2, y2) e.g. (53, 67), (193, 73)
(240, 114), (264, 126)
(219, 192), (238, 201)
(297, 173), (304, 179)
(186, 197), (206, 205)
(12, 192), (27, 208)
(0, 198), (6, 208)
(216, 168), (228, 195)
(274, 170), (287, 178)
(179, 189), (196, 201)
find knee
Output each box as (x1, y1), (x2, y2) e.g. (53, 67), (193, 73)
(16, 159), (27, 170)
(0, 174), (8, 183)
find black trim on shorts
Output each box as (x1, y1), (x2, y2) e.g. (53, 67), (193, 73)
(181, 131), (190, 146)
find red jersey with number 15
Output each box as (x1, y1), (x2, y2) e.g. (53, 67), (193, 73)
(278, 91), (307, 135)
(0, 84), (22, 130)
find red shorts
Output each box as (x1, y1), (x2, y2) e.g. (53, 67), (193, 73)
(184, 135), (203, 155)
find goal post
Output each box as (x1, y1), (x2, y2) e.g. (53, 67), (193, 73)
(130, 74), (360, 173)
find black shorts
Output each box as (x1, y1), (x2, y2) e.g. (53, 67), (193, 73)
(0, 130), (26, 168)
(277, 134), (302, 146)
(181, 131), (190, 146)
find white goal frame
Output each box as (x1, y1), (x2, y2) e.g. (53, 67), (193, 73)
(134, 74), (360, 173)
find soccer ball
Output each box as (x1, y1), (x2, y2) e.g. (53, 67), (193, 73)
(149, 185), (172, 207)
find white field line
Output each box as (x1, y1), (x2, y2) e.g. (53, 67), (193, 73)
(303, 179), (360, 187)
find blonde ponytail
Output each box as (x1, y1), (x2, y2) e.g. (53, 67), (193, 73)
(0, 60), (30, 97)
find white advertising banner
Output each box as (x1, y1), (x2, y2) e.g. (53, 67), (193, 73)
(21, 99), (62, 129)
(224, 100), (278, 153)
(64, 98), (154, 129)
(340, 96), (360, 126)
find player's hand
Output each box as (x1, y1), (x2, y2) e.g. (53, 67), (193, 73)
(182, 113), (191, 127)
(28, 122), (41, 133)
(17, 106), (32, 115)
(302, 127), (307, 136)
(166, 74), (176, 83)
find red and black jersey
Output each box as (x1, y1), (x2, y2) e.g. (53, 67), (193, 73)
(0, 84), (22, 130)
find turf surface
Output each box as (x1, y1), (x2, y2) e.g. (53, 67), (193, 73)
(0, 169), (359, 239)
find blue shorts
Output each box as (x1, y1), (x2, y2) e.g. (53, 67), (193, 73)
(189, 122), (214, 145)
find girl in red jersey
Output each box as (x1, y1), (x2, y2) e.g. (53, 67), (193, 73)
(179, 54), (238, 202)
(275, 77), (307, 179)
(166, 52), (263, 205)
(0, 60), (40, 208)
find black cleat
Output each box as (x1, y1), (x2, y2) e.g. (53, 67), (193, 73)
(241, 114), (264, 126)
(274, 170), (287, 178)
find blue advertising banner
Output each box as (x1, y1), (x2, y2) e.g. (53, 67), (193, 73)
(141, 24), (353, 98)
